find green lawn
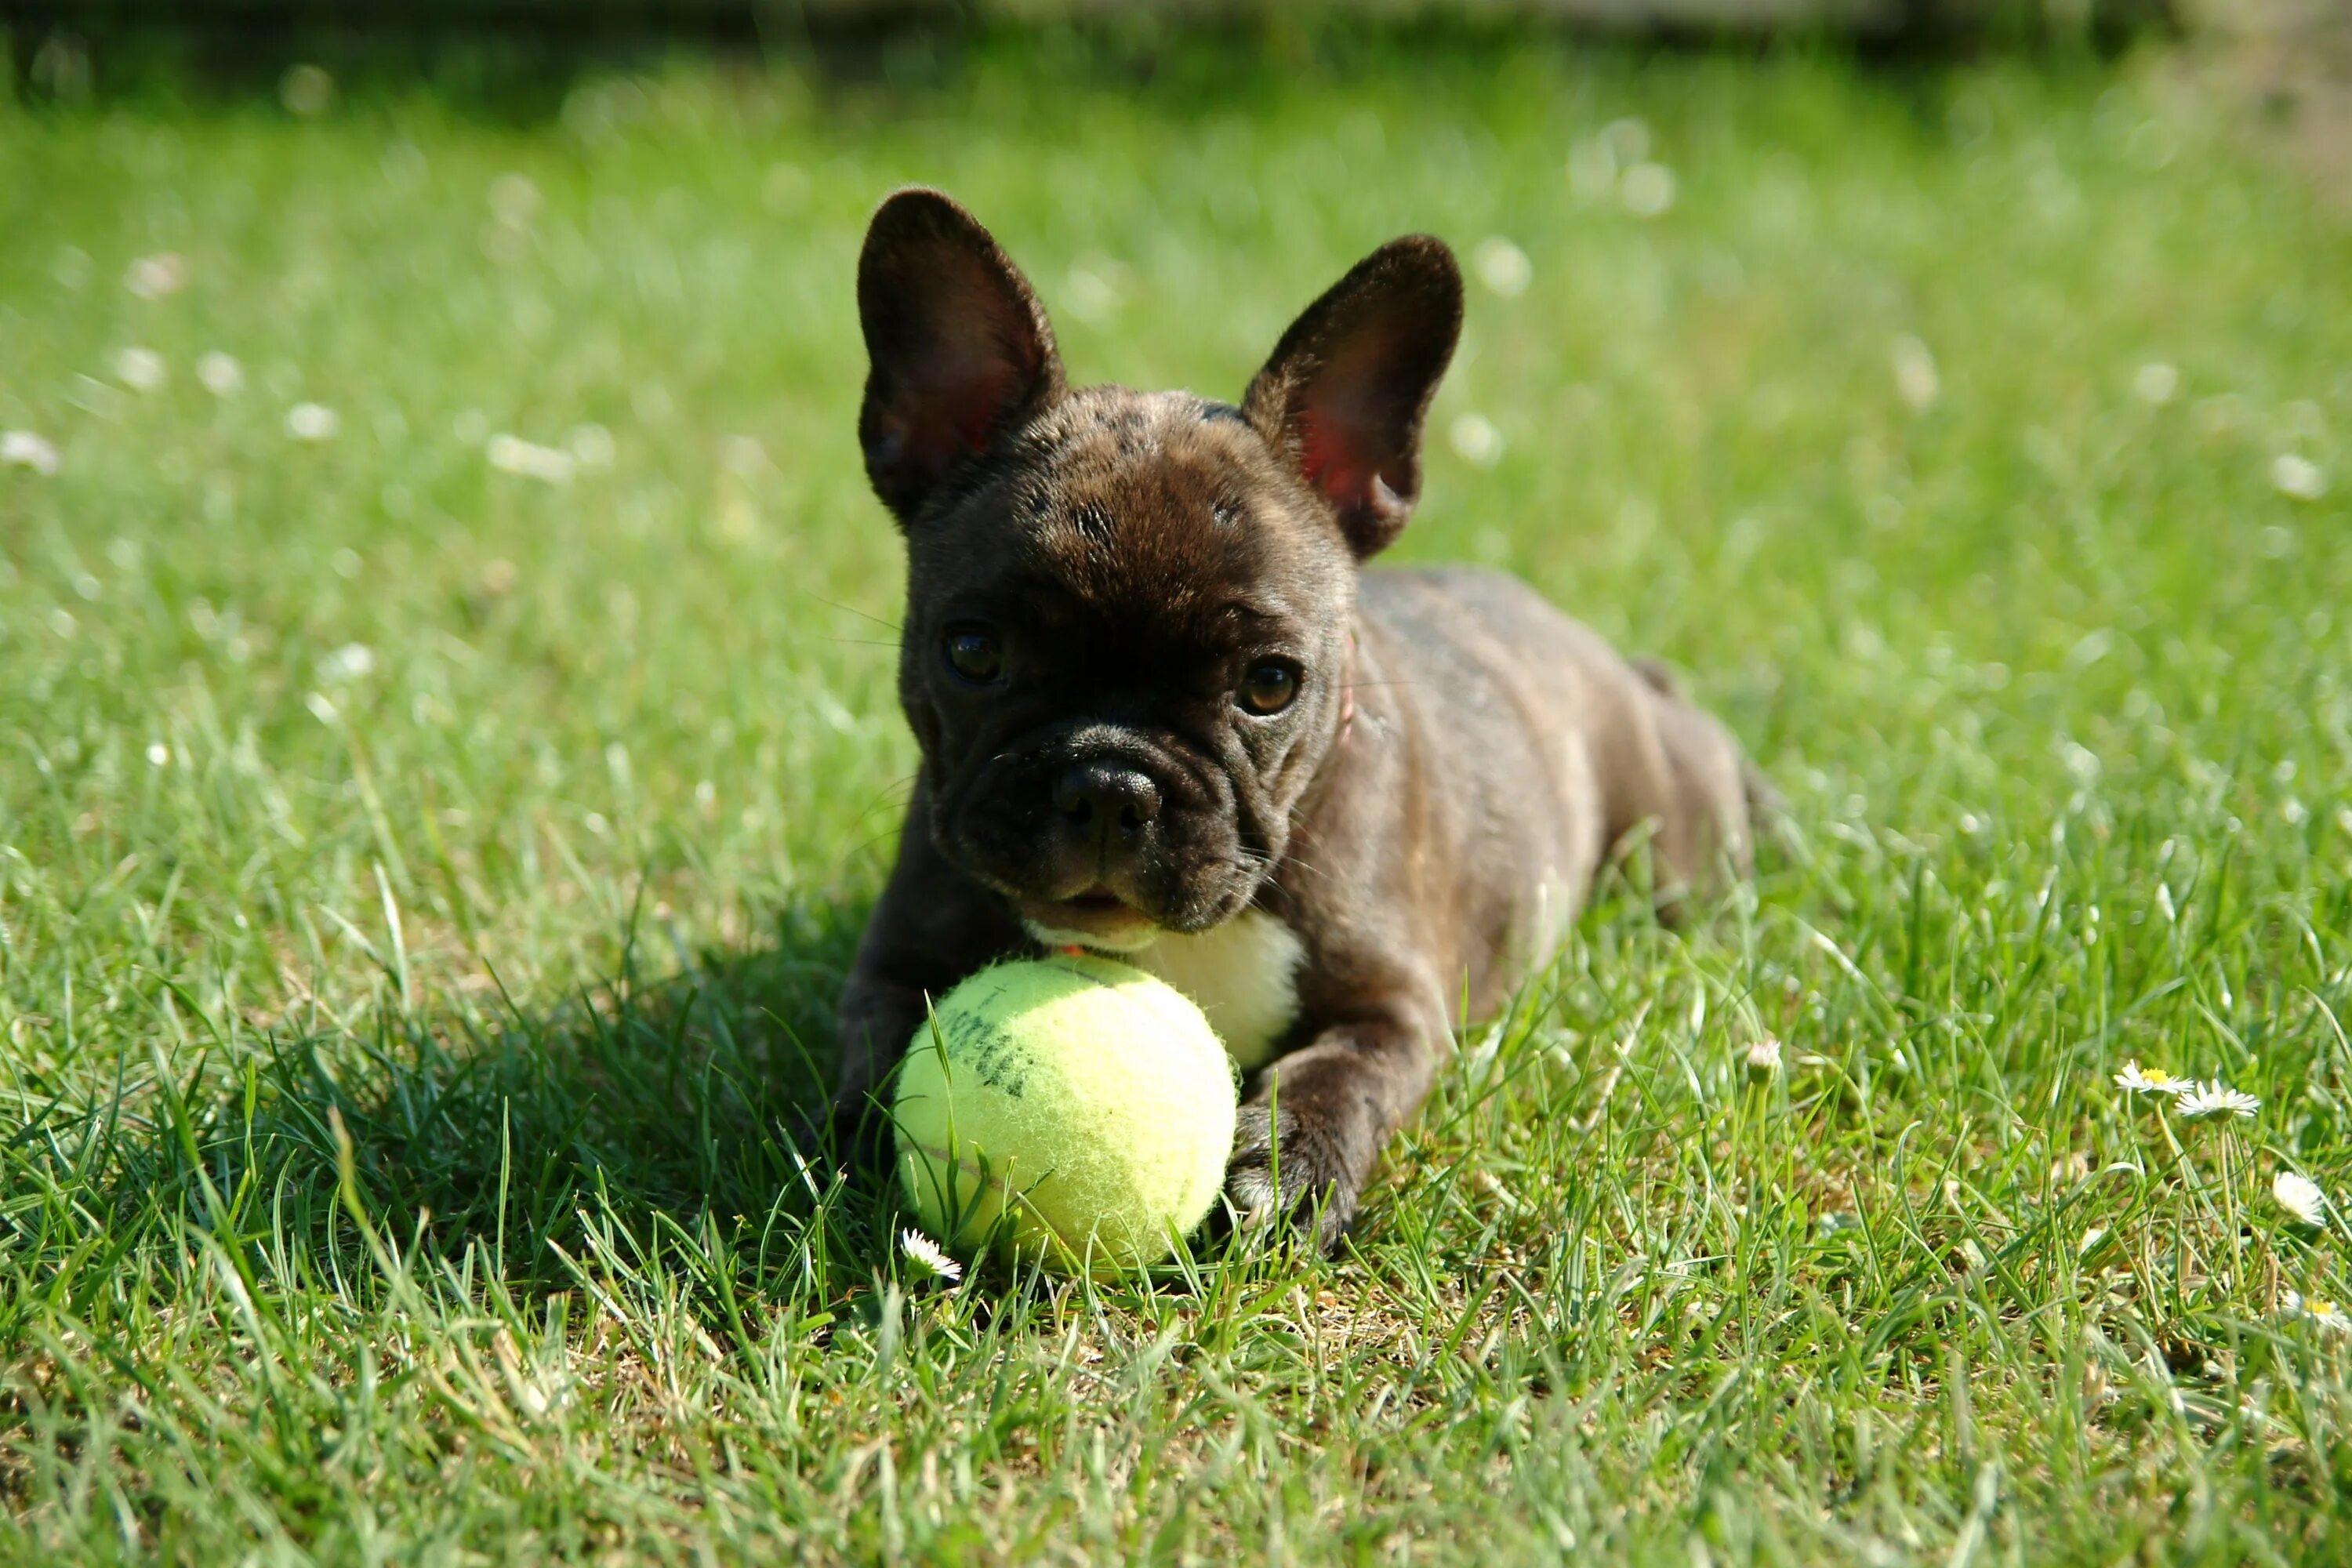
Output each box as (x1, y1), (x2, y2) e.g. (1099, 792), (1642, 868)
(5, 31), (2351, 1564)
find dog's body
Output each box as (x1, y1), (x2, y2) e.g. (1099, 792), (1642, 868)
(835, 191), (1761, 1247)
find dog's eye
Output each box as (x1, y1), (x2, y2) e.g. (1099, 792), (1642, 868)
(942, 623), (1006, 686)
(1236, 660), (1301, 716)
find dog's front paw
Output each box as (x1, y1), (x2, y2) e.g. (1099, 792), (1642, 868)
(1225, 1104), (1356, 1253)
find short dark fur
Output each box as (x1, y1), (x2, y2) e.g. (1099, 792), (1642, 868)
(837, 189), (1762, 1249)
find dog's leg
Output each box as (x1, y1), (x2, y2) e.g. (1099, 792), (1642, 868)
(1225, 994), (1443, 1251)
(829, 781), (1024, 1165)
(829, 970), (933, 1160)
(1627, 659), (1760, 911)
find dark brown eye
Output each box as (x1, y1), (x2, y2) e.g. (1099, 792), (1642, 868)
(942, 623), (1006, 686)
(1237, 660), (1300, 716)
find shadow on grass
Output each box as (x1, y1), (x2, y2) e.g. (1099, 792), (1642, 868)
(4, 890), (898, 1338)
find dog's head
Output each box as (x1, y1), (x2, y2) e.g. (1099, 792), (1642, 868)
(857, 189), (1461, 950)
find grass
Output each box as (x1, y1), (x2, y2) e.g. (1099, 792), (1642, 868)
(5, 27), (2352, 1564)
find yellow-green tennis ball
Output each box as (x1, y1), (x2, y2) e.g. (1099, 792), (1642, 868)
(894, 954), (1237, 1273)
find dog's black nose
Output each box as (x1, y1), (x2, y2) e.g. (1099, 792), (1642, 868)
(1052, 761), (1160, 832)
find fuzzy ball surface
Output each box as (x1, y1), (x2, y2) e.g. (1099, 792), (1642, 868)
(894, 954), (1238, 1272)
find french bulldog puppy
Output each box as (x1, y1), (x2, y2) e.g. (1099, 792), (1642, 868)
(833, 188), (1765, 1250)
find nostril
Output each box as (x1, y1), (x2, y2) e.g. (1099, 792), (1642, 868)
(1053, 763), (1159, 833)
(1051, 768), (1094, 822)
(1114, 776), (1160, 829)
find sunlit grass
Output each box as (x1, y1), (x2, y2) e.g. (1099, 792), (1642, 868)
(4, 31), (2351, 1565)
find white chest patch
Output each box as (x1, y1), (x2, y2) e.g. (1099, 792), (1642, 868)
(1127, 909), (1306, 1072)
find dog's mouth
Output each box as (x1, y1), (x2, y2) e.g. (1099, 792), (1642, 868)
(1016, 884), (1160, 949)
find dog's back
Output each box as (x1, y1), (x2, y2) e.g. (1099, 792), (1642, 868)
(1344, 564), (1757, 1018)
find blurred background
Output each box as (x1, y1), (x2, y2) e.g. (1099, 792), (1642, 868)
(7, 0), (2345, 98)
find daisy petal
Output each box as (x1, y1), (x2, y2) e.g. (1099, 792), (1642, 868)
(2176, 1080), (2259, 1120)
(2274, 1171), (2328, 1228)
(901, 1228), (964, 1284)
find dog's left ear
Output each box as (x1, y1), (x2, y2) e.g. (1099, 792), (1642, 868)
(1244, 236), (1462, 557)
(858, 188), (1065, 524)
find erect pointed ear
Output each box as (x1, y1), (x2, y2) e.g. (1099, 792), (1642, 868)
(1243, 236), (1462, 557)
(857, 188), (1065, 523)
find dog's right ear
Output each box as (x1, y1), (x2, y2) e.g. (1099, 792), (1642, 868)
(1243, 236), (1461, 559)
(857, 189), (1064, 524)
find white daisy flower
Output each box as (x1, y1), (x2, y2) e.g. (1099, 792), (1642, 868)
(2132, 361), (2179, 405)
(1449, 413), (1502, 468)
(2, 430), (62, 474)
(1890, 335), (1940, 412)
(900, 1229), (963, 1284)
(1062, 260), (1123, 325)
(2112, 1060), (2192, 1097)
(317, 642), (376, 684)
(286, 402), (339, 441)
(123, 252), (187, 299)
(1620, 162), (1676, 217)
(1472, 236), (1532, 299)
(2272, 455), (2328, 503)
(2275, 1171), (2328, 1228)
(1744, 1036), (1783, 1073)
(197, 351), (244, 397)
(2283, 1290), (2351, 1334)
(2176, 1080), (2260, 1120)
(487, 434), (575, 485)
(114, 347), (167, 393)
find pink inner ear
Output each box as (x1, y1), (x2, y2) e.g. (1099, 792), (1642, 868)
(1299, 412), (1373, 511)
(951, 361), (1018, 452)
(888, 357), (1020, 474)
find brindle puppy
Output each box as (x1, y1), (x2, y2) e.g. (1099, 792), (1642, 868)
(834, 189), (1765, 1249)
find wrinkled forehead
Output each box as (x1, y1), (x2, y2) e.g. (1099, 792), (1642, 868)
(1021, 388), (1266, 507)
(918, 388), (1350, 630)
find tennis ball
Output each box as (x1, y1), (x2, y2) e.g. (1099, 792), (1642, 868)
(894, 953), (1237, 1272)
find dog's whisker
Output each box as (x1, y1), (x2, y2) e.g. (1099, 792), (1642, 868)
(845, 774), (923, 833)
(809, 595), (904, 636)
